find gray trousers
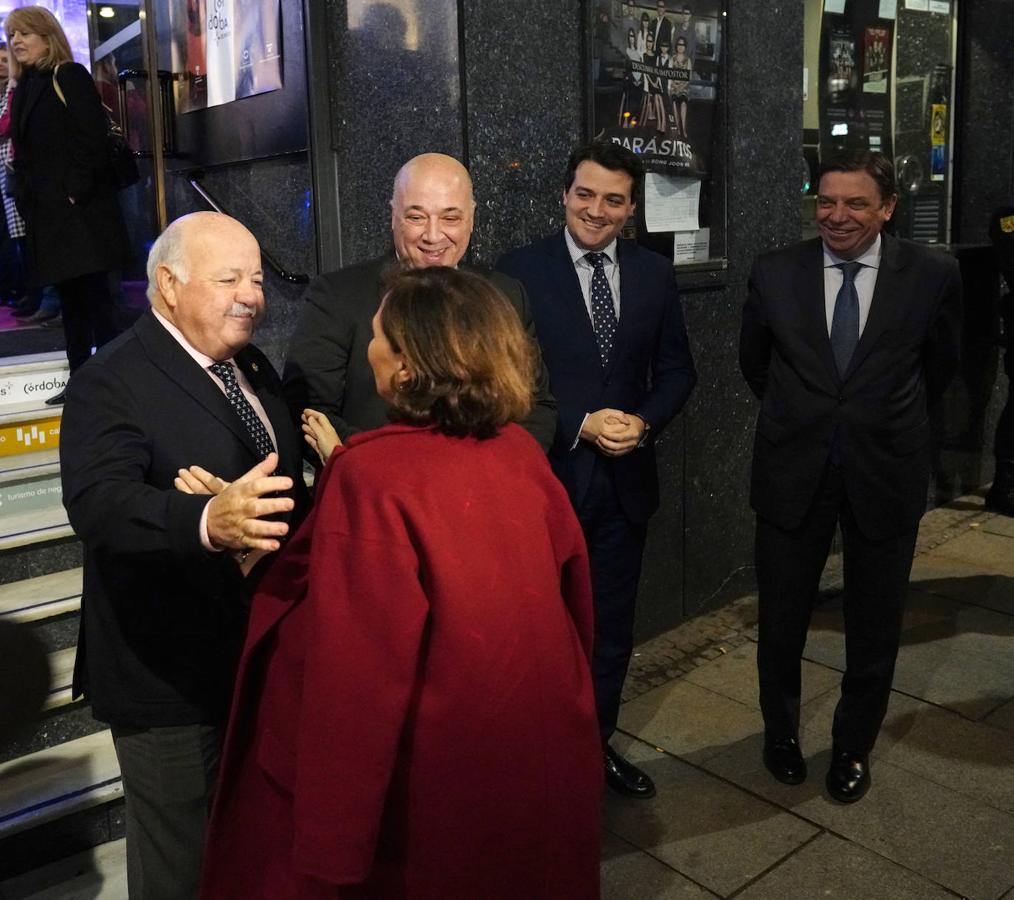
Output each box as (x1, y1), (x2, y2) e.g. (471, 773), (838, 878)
(111, 723), (222, 900)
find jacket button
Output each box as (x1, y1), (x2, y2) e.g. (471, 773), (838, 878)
(838, 396), (845, 405)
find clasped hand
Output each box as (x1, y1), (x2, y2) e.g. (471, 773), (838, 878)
(580, 408), (644, 457)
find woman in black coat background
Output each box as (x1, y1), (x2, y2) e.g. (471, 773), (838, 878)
(7, 5), (129, 402)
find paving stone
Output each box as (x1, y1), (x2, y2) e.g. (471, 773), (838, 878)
(618, 678), (762, 765)
(600, 832), (717, 899)
(603, 736), (817, 897)
(873, 695), (1014, 815)
(735, 831), (954, 900)
(982, 515), (1014, 539)
(930, 529), (1014, 578)
(683, 642), (840, 712)
(983, 698), (1014, 736)
(802, 591), (1014, 721)
(909, 553), (1014, 616)
(701, 741), (1014, 900)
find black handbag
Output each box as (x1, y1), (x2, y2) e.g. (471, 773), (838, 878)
(52, 65), (140, 191)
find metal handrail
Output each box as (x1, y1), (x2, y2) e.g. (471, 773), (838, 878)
(187, 174), (310, 285)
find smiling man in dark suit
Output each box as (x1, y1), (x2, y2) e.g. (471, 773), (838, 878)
(282, 152), (556, 450)
(740, 151), (962, 802)
(60, 212), (308, 899)
(497, 141), (697, 799)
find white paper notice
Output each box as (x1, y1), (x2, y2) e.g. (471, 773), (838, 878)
(905, 0), (929, 10)
(878, 0), (898, 18)
(928, 0), (950, 13)
(824, 0), (846, 12)
(674, 228), (710, 264)
(644, 174), (700, 233)
(803, 67), (809, 102)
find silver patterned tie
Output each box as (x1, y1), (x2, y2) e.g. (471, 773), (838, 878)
(209, 361), (275, 459)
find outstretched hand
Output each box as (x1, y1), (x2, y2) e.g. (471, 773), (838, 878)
(302, 408), (342, 465)
(205, 452), (294, 552)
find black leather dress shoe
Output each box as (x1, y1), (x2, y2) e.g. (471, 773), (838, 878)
(44, 390), (66, 406)
(762, 736), (807, 785)
(604, 745), (656, 798)
(826, 749), (870, 803)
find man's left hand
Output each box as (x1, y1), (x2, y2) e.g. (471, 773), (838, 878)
(596, 412), (645, 457)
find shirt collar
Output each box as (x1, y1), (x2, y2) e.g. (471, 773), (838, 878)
(151, 308), (225, 370)
(565, 228), (618, 267)
(822, 232), (882, 271)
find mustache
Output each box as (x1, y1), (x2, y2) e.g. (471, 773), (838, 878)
(226, 303), (257, 317)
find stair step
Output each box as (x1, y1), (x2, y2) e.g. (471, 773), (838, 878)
(0, 731), (121, 840)
(0, 512), (73, 553)
(0, 451), (60, 484)
(0, 569), (82, 624)
(0, 837), (126, 899)
(43, 648), (77, 712)
(0, 354), (69, 417)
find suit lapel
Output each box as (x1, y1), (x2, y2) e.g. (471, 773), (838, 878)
(135, 311), (262, 459)
(549, 231), (617, 378)
(235, 350), (297, 466)
(842, 233), (906, 380)
(795, 239), (840, 387)
(613, 239), (642, 375)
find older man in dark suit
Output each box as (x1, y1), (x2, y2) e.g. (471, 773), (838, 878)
(282, 152), (556, 449)
(740, 151), (962, 802)
(60, 212), (308, 899)
(497, 141), (697, 799)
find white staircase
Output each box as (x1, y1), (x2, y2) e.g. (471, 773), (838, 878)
(0, 352), (124, 894)
(0, 353), (72, 550)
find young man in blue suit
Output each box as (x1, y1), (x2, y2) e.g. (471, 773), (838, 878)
(740, 151), (962, 802)
(498, 141), (697, 798)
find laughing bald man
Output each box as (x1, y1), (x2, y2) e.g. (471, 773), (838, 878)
(282, 153), (557, 450)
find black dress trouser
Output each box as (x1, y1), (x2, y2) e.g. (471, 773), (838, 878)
(57, 269), (119, 373)
(755, 463), (918, 757)
(578, 457), (648, 743)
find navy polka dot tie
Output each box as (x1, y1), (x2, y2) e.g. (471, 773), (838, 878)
(586, 252), (618, 368)
(209, 361), (276, 459)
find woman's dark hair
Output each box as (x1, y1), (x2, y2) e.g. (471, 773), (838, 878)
(378, 267), (535, 439)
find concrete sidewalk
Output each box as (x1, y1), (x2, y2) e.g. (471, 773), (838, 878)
(605, 495), (1014, 900)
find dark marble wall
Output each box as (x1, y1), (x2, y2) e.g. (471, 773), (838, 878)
(324, 0), (465, 266)
(955, 1), (1014, 242)
(461, 0), (584, 265)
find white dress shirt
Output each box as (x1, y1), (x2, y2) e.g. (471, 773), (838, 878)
(822, 233), (883, 338)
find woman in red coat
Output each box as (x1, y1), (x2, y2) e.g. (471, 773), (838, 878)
(200, 267), (602, 899)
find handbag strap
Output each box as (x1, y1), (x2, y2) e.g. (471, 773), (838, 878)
(51, 64), (66, 107)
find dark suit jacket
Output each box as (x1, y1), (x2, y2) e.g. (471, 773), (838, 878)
(497, 231), (697, 524)
(60, 310), (309, 728)
(739, 234), (963, 540)
(281, 255), (558, 451)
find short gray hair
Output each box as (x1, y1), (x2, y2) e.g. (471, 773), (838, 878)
(146, 221), (190, 303)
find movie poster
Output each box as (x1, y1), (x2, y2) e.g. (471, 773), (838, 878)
(818, 13), (893, 160)
(862, 26), (890, 94)
(590, 1), (722, 178)
(169, 0), (283, 114)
